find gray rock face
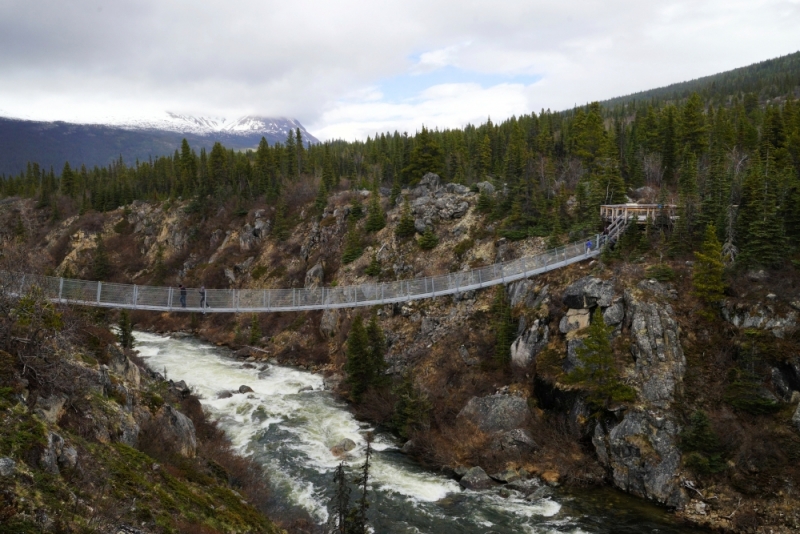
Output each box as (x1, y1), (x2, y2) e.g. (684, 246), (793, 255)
(721, 302), (797, 338)
(305, 262), (325, 289)
(34, 394), (67, 424)
(490, 428), (539, 454)
(154, 406), (197, 458)
(772, 367), (794, 402)
(419, 172), (441, 191)
(603, 301), (625, 327)
(510, 320), (548, 368)
(490, 468), (520, 483)
(593, 411), (687, 508)
(564, 338), (586, 373)
(459, 466), (494, 490)
(559, 308), (590, 334)
(625, 290), (685, 408)
(414, 218), (428, 234)
(40, 432), (65, 475)
(445, 183), (470, 195)
(0, 457), (16, 477)
(793, 403), (800, 432)
(562, 277), (615, 309)
(320, 308), (340, 338)
(457, 394), (530, 433)
(475, 181), (495, 194)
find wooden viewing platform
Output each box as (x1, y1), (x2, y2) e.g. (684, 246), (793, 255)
(600, 204), (677, 223)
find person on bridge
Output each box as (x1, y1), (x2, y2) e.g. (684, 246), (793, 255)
(199, 286), (207, 311)
(585, 240), (593, 254)
(179, 284), (187, 308)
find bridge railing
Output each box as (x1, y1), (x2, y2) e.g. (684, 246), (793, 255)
(1, 235), (606, 312)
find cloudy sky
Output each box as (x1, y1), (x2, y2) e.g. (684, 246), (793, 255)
(0, 0), (798, 141)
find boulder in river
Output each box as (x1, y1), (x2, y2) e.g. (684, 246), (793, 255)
(331, 438), (357, 456)
(459, 466), (494, 490)
(238, 385), (254, 394)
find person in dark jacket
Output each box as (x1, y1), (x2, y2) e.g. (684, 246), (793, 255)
(179, 284), (187, 308)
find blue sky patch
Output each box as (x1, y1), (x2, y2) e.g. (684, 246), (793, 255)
(377, 66), (542, 102)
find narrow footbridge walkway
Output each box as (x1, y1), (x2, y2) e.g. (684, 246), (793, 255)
(4, 233), (617, 313)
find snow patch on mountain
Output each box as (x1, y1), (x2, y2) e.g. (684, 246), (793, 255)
(111, 112), (318, 143)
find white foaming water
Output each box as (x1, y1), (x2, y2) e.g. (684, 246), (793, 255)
(134, 331), (701, 534)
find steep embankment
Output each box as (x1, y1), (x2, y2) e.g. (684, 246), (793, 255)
(0, 269), (286, 532)
(3, 172), (800, 533)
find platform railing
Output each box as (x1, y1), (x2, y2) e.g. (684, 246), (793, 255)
(1, 234), (612, 313)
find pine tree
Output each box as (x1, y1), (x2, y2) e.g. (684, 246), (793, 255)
(345, 316), (370, 402)
(364, 192), (385, 232)
(273, 201), (290, 241)
(680, 93), (708, 157)
(349, 195), (364, 220)
(395, 197), (416, 238)
(417, 228), (439, 250)
(491, 286), (514, 367)
(364, 253), (381, 276)
(249, 314), (261, 345)
(118, 310), (135, 349)
(476, 188), (493, 213)
(330, 462), (351, 534)
(342, 220), (364, 264)
(92, 235), (111, 281)
(402, 126), (444, 183)
(692, 224), (725, 316)
(365, 315), (388, 389)
(60, 161), (77, 198)
(315, 178), (328, 216)
(565, 308), (635, 409)
(391, 373), (431, 439)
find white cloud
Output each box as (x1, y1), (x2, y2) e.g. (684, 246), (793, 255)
(0, 0), (798, 140)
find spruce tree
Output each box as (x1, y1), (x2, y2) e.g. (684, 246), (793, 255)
(692, 224), (725, 316)
(364, 253), (381, 276)
(272, 201), (289, 241)
(92, 235), (111, 281)
(315, 178), (328, 216)
(565, 308), (635, 409)
(491, 286), (514, 367)
(345, 316), (370, 402)
(342, 220), (364, 264)
(417, 228), (439, 250)
(395, 197), (416, 238)
(249, 314), (261, 345)
(118, 310), (135, 349)
(365, 315), (388, 389)
(364, 192), (386, 233)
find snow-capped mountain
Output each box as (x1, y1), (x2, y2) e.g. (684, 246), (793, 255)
(115, 113), (319, 143)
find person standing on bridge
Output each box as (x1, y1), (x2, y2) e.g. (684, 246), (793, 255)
(585, 240), (593, 254)
(199, 286), (207, 311)
(179, 284), (187, 308)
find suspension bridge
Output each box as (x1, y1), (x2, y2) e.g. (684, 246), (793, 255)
(3, 206), (654, 314)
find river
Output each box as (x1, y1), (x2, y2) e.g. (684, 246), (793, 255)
(134, 331), (705, 534)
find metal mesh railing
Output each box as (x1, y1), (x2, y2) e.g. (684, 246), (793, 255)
(2, 233), (612, 313)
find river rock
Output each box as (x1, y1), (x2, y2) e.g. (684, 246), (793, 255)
(331, 438), (357, 456)
(153, 406), (197, 458)
(562, 277), (614, 309)
(525, 485), (553, 502)
(217, 390), (233, 399)
(0, 457), (16, 477)
(559, 308), (590, 334)
(459, 466), (494, 490)
(457, 394), (530, 434)
(490, 468), (520, 483)
(238, 385), (254, 394)
(305, 262), (325, 289)
(34, 393), (67, 424)
(510, 320), (548, 368)
(401, 440), (415, 454)
(298, 386), (313, 393)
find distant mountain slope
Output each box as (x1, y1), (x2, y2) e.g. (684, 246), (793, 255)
(0, 115), (319, 176)
(598, 51), (800, 109)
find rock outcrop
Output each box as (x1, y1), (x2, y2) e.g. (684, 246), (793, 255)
(562, 277), (614, 309)
(153, 406), (197, 458)
(459, 466), (494, 490)
(592, 288), (688, 508)
(510, 320), (548, 368)
(457, 394), (530, 433)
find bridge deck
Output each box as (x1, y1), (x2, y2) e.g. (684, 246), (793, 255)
(3, 235), (611, 313)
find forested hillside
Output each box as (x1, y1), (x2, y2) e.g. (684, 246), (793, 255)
(3, 50), (800, 266)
